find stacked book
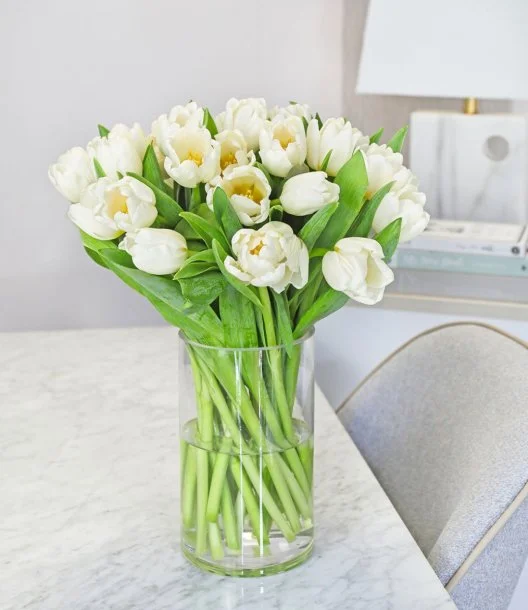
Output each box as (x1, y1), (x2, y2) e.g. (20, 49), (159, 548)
(393, 220), (528, 278)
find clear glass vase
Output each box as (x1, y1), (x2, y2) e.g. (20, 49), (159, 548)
(179, 329), (315, 577)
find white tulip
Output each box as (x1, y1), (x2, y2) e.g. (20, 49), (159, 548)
(372, 167), (429, 242)
(362, 143), (404, 198)
(167, 102), (204, 127)
(96, 176), (158, 232)
(207, 165), (271, 226)
(151, 102), (204, 146)
(307, 117), (369, 177)
(160, 125), (220, 188)
(68, 181), (123, 240)
(119, 228), (188, 275)
(215, 129), (255, 173)
(216, 98), (267, 150)
(280, 171), (340, 216)
(322, 237), (394, 305)
(269, 103), (312, 121)
(108, 123), (149, 159)
(87, 127), (143, 180)
(259, 115), (307, 177)
(225, 221), (308, 293)
(48, 147), (96, 203)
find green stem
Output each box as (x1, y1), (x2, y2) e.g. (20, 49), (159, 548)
(277, 453), (312, 519)
(299, 441), (314, 486)
(182, 445), (197, 529)
(284, 448), (311, 500)
(195, 449), (209, 554)
(221, 483), (240, 552)
(230, 457), (269, 547)
(263, 453), (301, 535)
(193, 343), (302, 540)
(208, 522), (225, 560)
(235, 490), (245, 549)
(258, 287), (295, 442)
(285, 344), (302, 411)
(206, 439), (231, 522)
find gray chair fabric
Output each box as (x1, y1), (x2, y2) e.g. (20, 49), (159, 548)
(337, 322), (528, 610)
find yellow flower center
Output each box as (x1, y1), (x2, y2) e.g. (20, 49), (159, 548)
(107, 192), (128, 217)
(274, 125), (295, 150)
(250, 241), (265, 256)
(220, 152), (237, 171)
(232, 181), (264, 204)
(187, 150), (204, 166)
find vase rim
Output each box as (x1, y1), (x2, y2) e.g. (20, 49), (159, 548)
(179, 326), (315, 352)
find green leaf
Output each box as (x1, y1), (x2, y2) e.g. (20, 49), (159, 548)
(174, 250), (217, 280)
(180, 211), (230, 252)
(294, 287), (349, 339)
(80, 230), (118, 253)
(320, 149), (333, 172)
(298, 202), (338, 251)
(219, 285), (258, 348)
(128, 172), (182, 227)
(98, 124), (110, 137)
(315, 151), (368, 248)
(93, 158), (106, 178)
(315, 112), (323, 129)
(212, 240), (263, 310)
(84, 247), (108, 268)
(203, 107), (218, 137)
(98, 248), (224, 345)
(213, 187), (242, 244)
(269, 204), (283, 222)
(369, 127), (384, 144)
(347, 182), (394, 238)
(301, 116), (309, 133)
(178, 270), (226, 306)
(309, 247), (328, 259)
(174, 260), (216, 280)
(387, 126), (408, 153)
(375, 217), (402, 261)
(271, 291), (294, 357)
(142, 143), (169, 193)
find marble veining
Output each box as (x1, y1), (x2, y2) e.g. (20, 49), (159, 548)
(0, 328), (455, 610)
(410, 111), (528, 224)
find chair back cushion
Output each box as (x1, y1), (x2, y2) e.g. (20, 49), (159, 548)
(338, 323), (528, 602)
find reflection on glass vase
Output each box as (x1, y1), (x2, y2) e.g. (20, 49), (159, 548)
(179, 329), (315, 577)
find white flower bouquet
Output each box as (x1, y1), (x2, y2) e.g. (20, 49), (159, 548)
(49, 98), (428, 575)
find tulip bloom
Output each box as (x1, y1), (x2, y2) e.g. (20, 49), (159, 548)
(119, 228), (188, 275)
(215, 130), (255, 173)
(307, 117), (368, 177)
(280, 171), (339, 216)
(259, 115), (307, 177)
(160, 125), (220, 188)
(322, 237), (394, 305)
(225, 221), (308, 293)
(207, 165), (271, 226)
(48, 147), (96, 203)
(215, 98), (267, 151)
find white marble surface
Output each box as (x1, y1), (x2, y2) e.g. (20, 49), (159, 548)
(0, 328), (455, 610)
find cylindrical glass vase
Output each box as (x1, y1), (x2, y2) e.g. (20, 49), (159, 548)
(179, 330), (315, 577)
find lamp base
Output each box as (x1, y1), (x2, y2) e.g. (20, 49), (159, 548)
(409, 111), (528, 223)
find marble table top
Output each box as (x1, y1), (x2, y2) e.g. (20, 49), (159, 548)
(0, 328), (456, 610)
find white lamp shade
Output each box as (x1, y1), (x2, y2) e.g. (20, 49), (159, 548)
(357, 0), (528, 101)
